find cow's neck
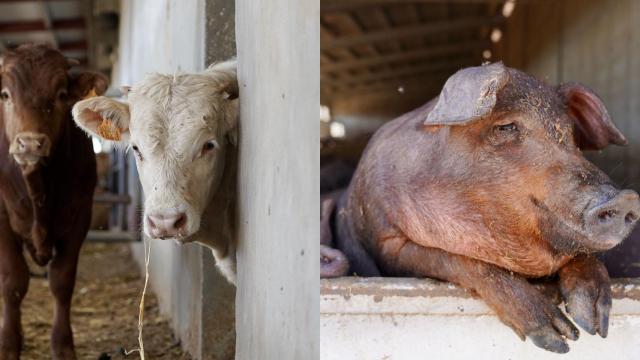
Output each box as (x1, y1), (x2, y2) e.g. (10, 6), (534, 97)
(197, 144), (237, 257)
(0, 115), (73, 241)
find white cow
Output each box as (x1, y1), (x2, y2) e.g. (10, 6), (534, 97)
(72, 61), (238, 284)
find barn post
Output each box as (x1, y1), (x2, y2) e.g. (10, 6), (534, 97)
(202, 0), (237, 358)
(235, 0), (320, 358)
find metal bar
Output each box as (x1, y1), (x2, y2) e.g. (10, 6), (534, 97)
(93, 193), (132, 204)
(38, 0), (58, 48)
(86, 230), (136, 242)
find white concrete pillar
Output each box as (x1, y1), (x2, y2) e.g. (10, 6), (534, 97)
(235, 0), (320, 358)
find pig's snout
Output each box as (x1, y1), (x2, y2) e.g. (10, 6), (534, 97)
(585, 189), (640, 250)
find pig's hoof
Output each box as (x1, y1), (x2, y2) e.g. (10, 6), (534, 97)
(559, 257), (611, 338)
(561, 276), (611, 338)
(529, 328), (570, 353)
(523, 303), (578, 353)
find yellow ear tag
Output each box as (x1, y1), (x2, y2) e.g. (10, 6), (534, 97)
(97, 119), (122, 141)
(83, 88), (98, 100)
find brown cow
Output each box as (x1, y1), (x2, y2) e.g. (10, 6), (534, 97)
(0, 44), (107, 360)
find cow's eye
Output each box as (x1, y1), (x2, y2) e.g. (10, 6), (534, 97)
(201, 140), (218, 155)
(131, 144), (143, 161)
(0, 90), (10, 100)
(58, 90), (68, 101)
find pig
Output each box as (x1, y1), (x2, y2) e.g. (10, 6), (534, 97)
(323, 62), (640, 353)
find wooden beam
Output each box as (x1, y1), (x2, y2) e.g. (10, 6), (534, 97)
(59, 39), (87, 51)
(0, 0), (77, 2)
(323, 12), (378, 58)
(325, 60), (471, 88)
(52, 17), (85, 30)
(322, 16), (502, 50)
(322, 0), (504, 13)
(322, 40), (486, 73)
(325, 72), (450, 98)
(0, 17), (85, 33)
(0, 20), (44, 32)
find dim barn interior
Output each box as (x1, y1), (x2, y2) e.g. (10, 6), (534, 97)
(320, 0), (640, 359)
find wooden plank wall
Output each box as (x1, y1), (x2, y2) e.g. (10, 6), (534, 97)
(498, 0), (640, 192)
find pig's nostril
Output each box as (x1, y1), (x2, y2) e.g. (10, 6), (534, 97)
(598, 209), (617, 222)
(625, 211), (639, 224)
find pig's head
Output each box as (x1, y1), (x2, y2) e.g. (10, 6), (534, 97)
(0, 44), (107, 167)
(425, 62), (640, 254)
(72, 61), (238, 242)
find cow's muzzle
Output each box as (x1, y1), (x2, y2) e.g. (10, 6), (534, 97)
(145, 210), (189, 240)
(9, 132), (51, 165)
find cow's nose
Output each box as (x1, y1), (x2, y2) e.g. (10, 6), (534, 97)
(585, 190), (640, 250)
(10, 132), (51, 162)
(146, 211), (188, 239)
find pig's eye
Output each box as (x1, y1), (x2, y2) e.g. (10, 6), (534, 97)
(494, 123), (518, 132)
(201, 140), (219, 156)
(488, 121), (521, 146)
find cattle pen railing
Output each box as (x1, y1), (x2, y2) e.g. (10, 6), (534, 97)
(320, 277), (640, 360)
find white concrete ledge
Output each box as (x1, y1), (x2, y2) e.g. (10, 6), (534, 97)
(321, 277), (640, 359)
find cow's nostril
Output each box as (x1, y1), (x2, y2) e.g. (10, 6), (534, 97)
(598, 209), (617, 222)
(625, 211), (639, 224)
(174, 214), (187, 230)
(147, 216), (157, 229)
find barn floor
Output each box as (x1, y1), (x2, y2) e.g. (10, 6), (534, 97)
(1, 242), (190, 359)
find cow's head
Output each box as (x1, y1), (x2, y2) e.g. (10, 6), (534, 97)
(72, 61), (238, 242)
(0, 44), (107, 166)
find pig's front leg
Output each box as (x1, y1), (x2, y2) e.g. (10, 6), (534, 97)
(558, 255), (611, 337)
(386, 240), (579, 353)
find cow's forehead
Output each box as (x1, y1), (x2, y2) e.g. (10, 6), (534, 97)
(127, 74), (225, 152)
(130, 72), (225, 119)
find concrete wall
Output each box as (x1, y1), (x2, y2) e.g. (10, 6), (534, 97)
(321, 278), (640, 359)
(235, 0), (319, 358)
(118, 1), (234, 359)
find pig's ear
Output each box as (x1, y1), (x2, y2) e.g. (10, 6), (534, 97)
(72, 96), (131, 143)
(558, 83), (626, 151)
(425, 62), (509, 126)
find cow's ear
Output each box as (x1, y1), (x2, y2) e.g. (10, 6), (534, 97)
(220, 79), (239, 146)
(425, 62), (509, 126)
(69, 71), (109, 100)
(558, 82), (626, 151)
(224, 103), (239, 146)
(72, 96), (130, 143)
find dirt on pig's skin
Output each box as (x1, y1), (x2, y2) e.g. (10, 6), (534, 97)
(1, 242), (191, 360)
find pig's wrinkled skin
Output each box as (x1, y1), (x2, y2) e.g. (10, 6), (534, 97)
(321, 62), (640, 353)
